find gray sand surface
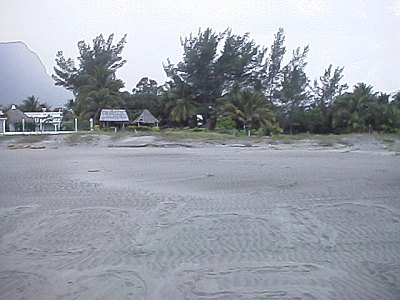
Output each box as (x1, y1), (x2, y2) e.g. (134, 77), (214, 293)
(0, 135), (400, 299)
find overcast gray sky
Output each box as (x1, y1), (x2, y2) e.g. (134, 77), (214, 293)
(1, 0), (399, 94)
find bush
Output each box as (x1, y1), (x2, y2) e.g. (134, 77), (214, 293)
(268, 124), (283, 135)
(216, 117), (236, 131)
(136, 125), (152, 131)
(190, 127), (206, 132)
(62, 121), (74, 131)
(252, 128), (265, 136)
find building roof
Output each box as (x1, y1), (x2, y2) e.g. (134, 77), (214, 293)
(99, 109), (129, 122)
(133, 109), (158, 125)
(6, 106), (34, 123)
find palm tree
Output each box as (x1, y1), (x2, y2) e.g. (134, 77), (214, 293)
(369, 93), (390, 132)
(391, 91), (400, 109)
(75, 65), (124, 121)
(385, 105), (400, 132)
(164, 78), (198, 126)
(331, 83), (375, 133)
(19, 95), (42, 112)
(218, 83), (276, 134)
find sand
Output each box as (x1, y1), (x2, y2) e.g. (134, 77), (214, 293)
(0, 135), (399, 299)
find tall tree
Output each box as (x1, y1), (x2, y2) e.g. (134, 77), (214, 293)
(312, 65), (348, 111)
(391, 91), (400, 108)
(167, 28), (271, 125)
(277, 46), (310, 134)
(53, 33), (127, 95)
(128, 77), (161, 120)
(53, 33), (127, 121)
(300, 65), (348, 133)
(178, 28), (223, 107)
(264, 28), (286, 99)
(215, 30), (265, 91)
(75, 65), (125, 121)
(133, 77), (159, 95)
(385, 104), (400, 132)
(369, 92), (390, 132)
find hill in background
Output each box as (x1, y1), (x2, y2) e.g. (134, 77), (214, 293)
(0, 41), (72, 108)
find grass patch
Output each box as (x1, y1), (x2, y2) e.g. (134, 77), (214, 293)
(153, 129), (262, 142)
(382, 139), (395, 151)
(271, 133), (316, 143)
(374, 133), (400, 151)
(64, 132), (98, 145)
(108, 130), (145, 142)
(0, 134), (49, 144)
(377, 132), (400, 139)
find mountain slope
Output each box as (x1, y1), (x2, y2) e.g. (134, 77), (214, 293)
(0, 41), (72, 107)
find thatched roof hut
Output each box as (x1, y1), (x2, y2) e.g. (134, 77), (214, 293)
(133, 110), (158, 126)
(6, 106), (33, 124)
(99, 109), (129, 122)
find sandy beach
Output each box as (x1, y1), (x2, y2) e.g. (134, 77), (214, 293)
(0, 134), (399, 299)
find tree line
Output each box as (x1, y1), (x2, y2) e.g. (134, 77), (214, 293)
(50, 29), (400, 134)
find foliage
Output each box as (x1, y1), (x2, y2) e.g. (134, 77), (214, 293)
(264, 28), (286, 99)
(331, 83), (375, 133)
(18, 95), (49, 112)
(391, 91), (400, 108)
(75, 65), (125, 121)
(276, 46), (310, 134)
(311, 65), (348, 111)
(133, 77), (158, 95)
(48, 29), (399, 135)
(298, 107), (327, 133)
(164, 77), (198, 126)
(126, 77), (162, 123)
(53, 33), (127, 93)
(215, 30), (265, 91)
(177, 28), (223, 109)
(215, 117), (236, 131)
(385, 105), (400, 132)
(53, 33), (127, 123)
(218, 83), (277, 132)
(165, 28), (286, 125)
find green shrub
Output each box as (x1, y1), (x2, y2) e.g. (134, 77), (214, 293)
(216, 117), (236, 131)
(62, 121), (74, 131)
(252, 128), (265, 136)
(136, 125), (151, 131)
(190, 127), (206, 132)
